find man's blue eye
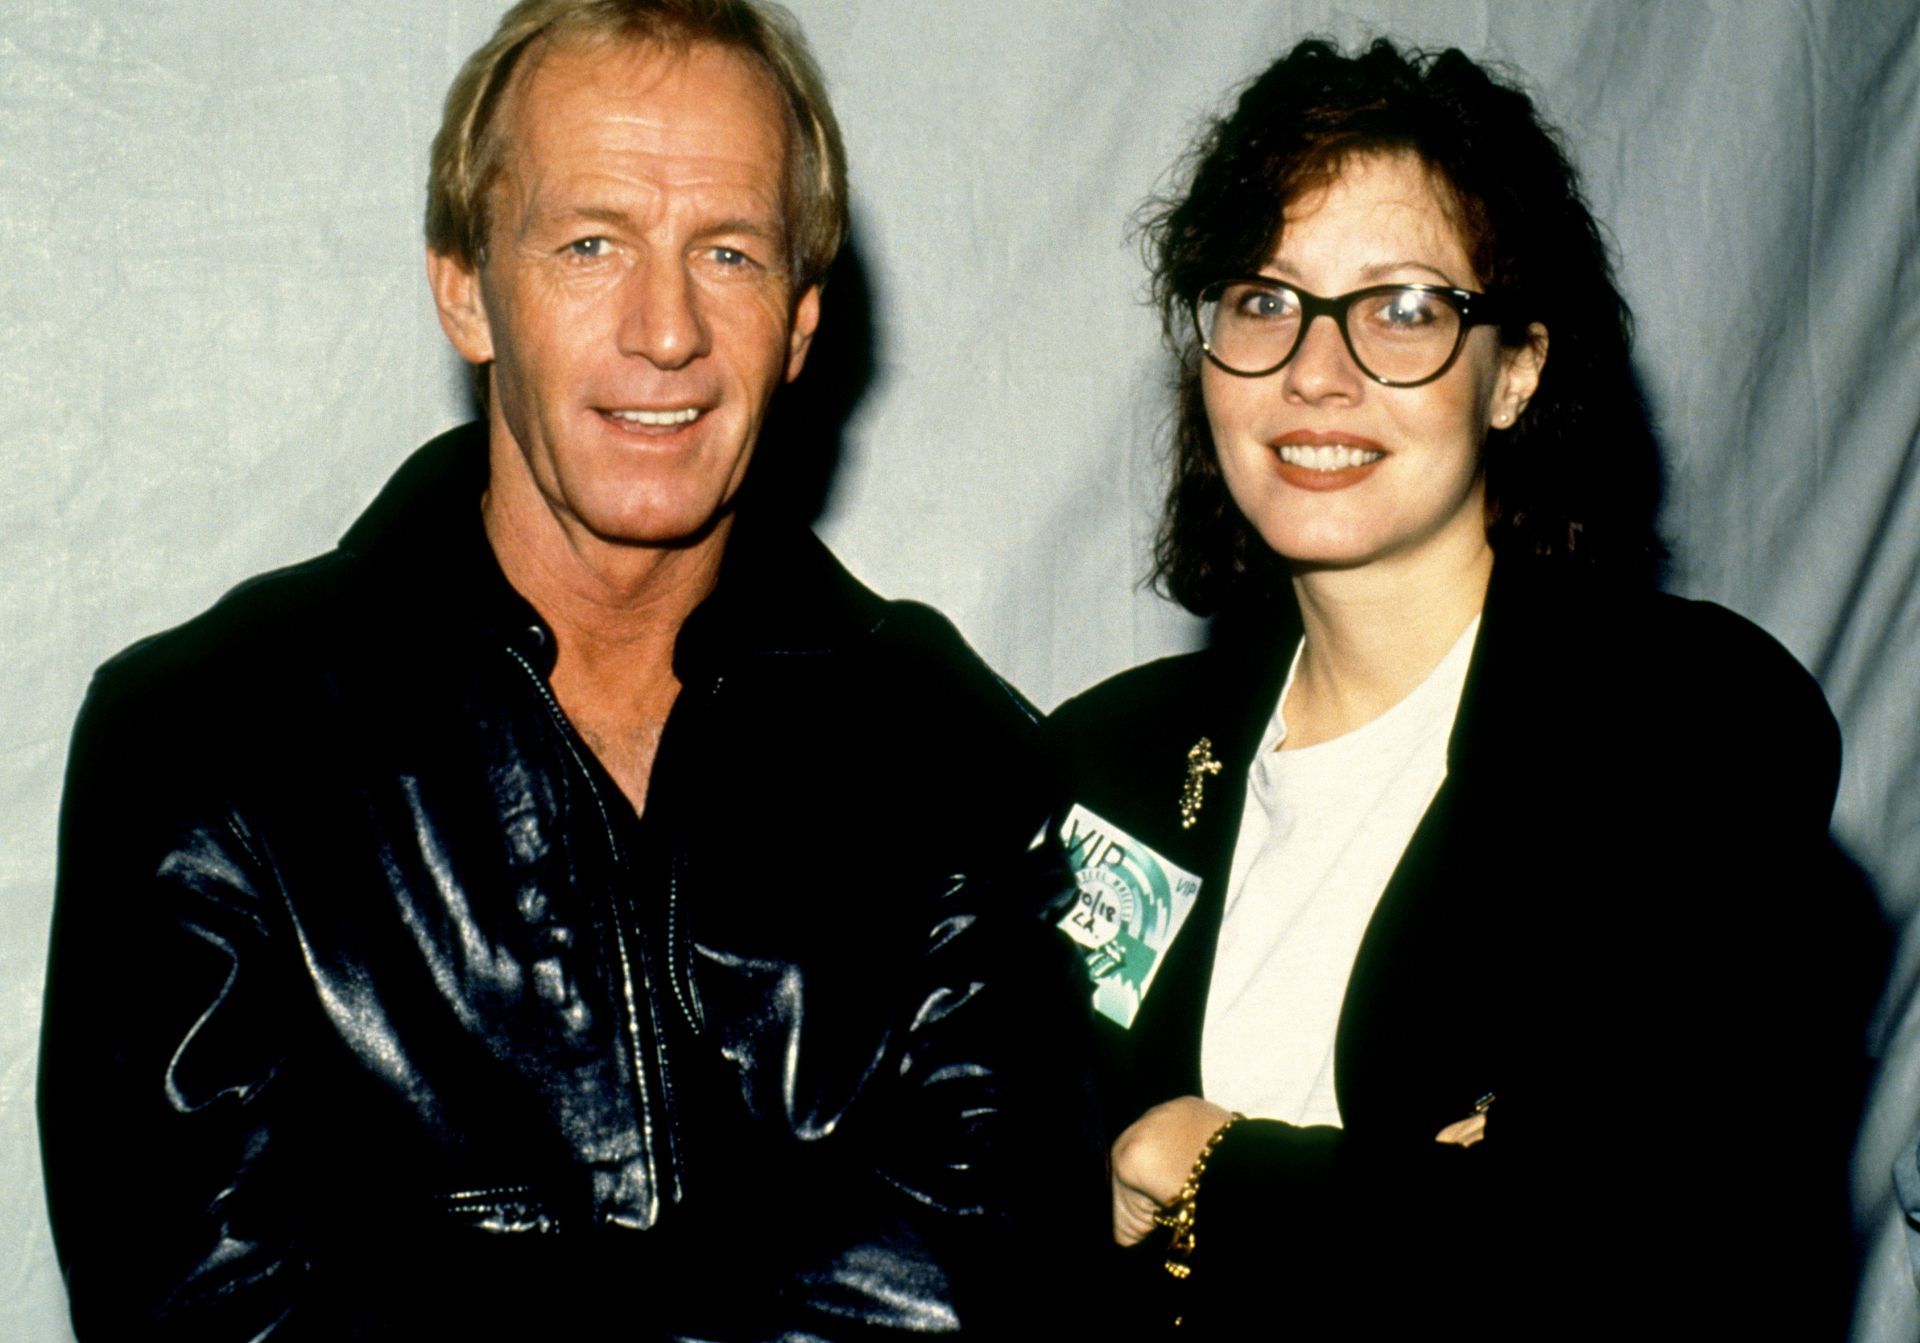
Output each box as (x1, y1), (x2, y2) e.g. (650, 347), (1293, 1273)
(568, 237), (610, 258)
(712, 247), (750, 267)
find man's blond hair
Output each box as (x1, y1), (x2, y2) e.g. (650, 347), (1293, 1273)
(425, 0), (847, 291)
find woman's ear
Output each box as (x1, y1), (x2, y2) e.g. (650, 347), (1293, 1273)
(1493, 322), (1548, 427)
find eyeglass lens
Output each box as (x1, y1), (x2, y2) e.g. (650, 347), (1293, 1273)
(1197, 282), (1466, 385)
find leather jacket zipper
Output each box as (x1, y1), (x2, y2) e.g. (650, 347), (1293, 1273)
(654, 678), (719, 1037)
(505, 644), (680, 1222)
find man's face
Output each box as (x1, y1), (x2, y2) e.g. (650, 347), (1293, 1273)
(432, 38), (818, 551)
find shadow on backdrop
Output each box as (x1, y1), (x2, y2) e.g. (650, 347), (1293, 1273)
(1640, 363), (1890, 1341)
(746, 238), (877, 528)
(1833, 843), (1897, 1333)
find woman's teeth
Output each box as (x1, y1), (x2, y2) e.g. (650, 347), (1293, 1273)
(1276, 443), (1384, 470)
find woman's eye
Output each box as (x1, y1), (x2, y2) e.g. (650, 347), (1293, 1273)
(1234, 287), (1294, 320)
(1377, 293), (1438, 327)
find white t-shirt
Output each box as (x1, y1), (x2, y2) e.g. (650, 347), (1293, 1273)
(1200, 617), (1479, 1126)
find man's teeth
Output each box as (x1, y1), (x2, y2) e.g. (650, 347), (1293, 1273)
(610, 407), (701, 426)
(1276, 443), (1384, 470)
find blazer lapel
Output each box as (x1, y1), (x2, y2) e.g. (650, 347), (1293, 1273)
(1331, 562), (1548, 1137)
(1120, 610), (1298, 1105)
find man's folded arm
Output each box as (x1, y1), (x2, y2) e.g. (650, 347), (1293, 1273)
(875, 837), (1106, 1329)
(39, 670), (319, 1341)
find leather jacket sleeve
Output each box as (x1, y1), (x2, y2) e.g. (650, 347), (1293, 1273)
(872, 837), (1106, 1332)
(39, 663), (332, 1341)
(649, 605), (1105, 1337)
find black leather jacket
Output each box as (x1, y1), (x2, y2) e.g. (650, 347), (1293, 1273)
(39, 426), (1098, 1341)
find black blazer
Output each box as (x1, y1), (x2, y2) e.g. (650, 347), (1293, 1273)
(1047, 562), (1857, 1337)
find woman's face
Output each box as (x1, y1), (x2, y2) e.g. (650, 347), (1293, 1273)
(1205, 152), (1544, 576)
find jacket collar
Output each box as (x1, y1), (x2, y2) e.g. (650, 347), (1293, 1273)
(671, 508), (887, 685)
(1198, 556), (1606, 782)
(1204, 593), (1305, 776)
(1447, 556), (1640, 777)
(337, 421), (885, 681)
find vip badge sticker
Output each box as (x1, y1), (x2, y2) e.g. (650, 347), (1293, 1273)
(1057, 804), (1201, 1029)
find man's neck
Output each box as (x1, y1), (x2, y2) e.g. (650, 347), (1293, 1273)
(482, 462), (729, 818)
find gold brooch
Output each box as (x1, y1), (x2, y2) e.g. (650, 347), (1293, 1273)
(1178, 737), (1222, 830)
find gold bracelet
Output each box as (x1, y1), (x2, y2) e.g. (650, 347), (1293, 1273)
(1152, 1112), (1244, 1280)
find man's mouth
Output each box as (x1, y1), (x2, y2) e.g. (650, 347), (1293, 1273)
(1275, 442), (1385, 471)
(604, 407), (703, 427)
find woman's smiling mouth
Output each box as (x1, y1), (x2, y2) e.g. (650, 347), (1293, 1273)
(1276, 442), (1385, 470)
(1269, 433), (1386, 490)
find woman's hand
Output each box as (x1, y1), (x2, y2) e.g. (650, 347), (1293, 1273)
(1110, 1096), (1235, 1246)
(1434, 1113), (1486, 1147)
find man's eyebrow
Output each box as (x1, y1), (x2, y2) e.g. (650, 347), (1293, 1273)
(694, 216), (785, 244)
(534, 203), (637, 231)
(526, 206), (785, 246)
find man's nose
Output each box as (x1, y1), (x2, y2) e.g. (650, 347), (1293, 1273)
(617, 260), (710, 369)
(1282, 312), (1362, 403)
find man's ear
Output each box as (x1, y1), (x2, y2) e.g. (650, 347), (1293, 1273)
(784, 284), (821, 383)
(426, 249), (494, 365)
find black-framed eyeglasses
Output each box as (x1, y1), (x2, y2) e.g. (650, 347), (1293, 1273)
(1192, 278), (1511, 388)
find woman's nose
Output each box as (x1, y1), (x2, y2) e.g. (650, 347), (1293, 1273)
(1282, 312), (1363, 403)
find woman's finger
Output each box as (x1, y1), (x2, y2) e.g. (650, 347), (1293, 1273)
(1434, 1113), (1487, 1147)
(1112, 1176), (1162, 1246)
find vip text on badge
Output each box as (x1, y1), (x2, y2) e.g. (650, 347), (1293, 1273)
(1057, 804), (1201, 1028)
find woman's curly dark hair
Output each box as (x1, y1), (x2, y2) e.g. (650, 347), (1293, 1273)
(1146, 38), (1663, 614)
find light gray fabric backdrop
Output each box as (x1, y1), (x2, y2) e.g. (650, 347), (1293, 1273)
(3, 1), (1916, 1336)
